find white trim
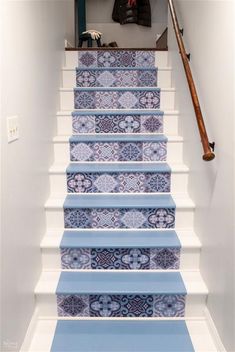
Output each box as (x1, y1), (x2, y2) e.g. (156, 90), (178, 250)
(19, 308), (39, 352)
(204, 307), (227, 352)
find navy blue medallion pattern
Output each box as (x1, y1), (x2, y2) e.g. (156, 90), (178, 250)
(57, 294), (186, 318)
(57, 50), (186, 320)
(60, 247), (180, 270)
(64, 207), (175, 229)
(72, 112), (164, 134)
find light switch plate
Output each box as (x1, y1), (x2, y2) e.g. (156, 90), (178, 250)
(7, 116), (19, 143)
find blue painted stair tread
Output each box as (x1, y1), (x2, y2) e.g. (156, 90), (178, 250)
(76, 67), (158, 87)
(71, 110), (164, 134)
(69, 134), (167, 143)
(78, 50), (156, 68)
(60, 230), (181, 270)
(64, 195), (175, 229)
(51, 321), (195, 352)
(72, 109), (164, 115)
(66, 162), (171, 173)
(74, 87), (161, 109)
(60, 230), (181, 249)
(64, 194), (175, 209)
(69, 135), (167, 162)
(56, 272), (186, 294)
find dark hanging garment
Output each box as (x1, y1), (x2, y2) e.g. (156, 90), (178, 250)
(112, 0), (151, 27)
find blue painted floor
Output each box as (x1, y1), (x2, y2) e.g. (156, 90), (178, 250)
(51, 320), (195, 352)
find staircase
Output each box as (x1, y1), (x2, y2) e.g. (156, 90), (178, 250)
(26, 49), (219, 351)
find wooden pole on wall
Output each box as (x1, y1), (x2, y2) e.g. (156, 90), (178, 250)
(75, 0), (86, 47)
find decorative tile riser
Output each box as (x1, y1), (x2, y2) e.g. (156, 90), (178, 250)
(72, 113), (163, 134)
(60, 247), (180, 270)
(70, 142), (167, 162)
(74, 89), (160, 109)
(67, 172), (171, 193)
(76, 69), (157, 88)
(64, 208), (175, 229)
(78, 51), (155, 68)
(57, 294), (186, 317)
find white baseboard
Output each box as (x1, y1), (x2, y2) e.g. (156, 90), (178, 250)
(19, 308), (39, 352)
(204, 307), (227, 352)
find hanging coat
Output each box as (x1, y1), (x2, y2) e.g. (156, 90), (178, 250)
(112, 0), (151, 28)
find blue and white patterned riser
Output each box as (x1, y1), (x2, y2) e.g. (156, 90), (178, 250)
(57, 293), (185, 318)
(74, 88), (160, 109)
(60, 230), (180, 270)
(78, 51), (155, 68)
(72, 111), (164, 134)
(56, 271), (186, 318)
(64, 194), (175, 229)
(76, 68), (157, 88)
(66, 163), (171, 193)
(69, 135), (167, 162)
(60, 248), (180, 270)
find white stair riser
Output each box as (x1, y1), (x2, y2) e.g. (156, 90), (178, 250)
(60, 90), (175, 111)
(49, 172), (189, 196)
(53, 141), (183, 163)
(41, 248), (200, 271)
(65, 52), (169, 69)
(56, 114), (179, 136)
(62, 69), (172, 88)
(45, 208), (194, 229)
(35, 294), (206, 317)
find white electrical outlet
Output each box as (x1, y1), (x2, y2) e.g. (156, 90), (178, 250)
(7, 116), (19, 143)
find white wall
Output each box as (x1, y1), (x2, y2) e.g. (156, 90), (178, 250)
(0, 1), (66, 350)
(66, 0), (168, 47)
(168, 2), (235, 351)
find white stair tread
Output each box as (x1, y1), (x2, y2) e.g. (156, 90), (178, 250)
(45, 194), (195, 209)
(35, 270), (208, 295)
(49, 162), (189, 174)
(27, 319), (218, 352)
(41, 229), (201, 249)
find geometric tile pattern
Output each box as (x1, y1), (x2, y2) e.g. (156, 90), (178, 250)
(60, 247), (180, 270)
(76, 69), (157, 87)
(70, 141), (167, 162)
(78, 51), (155, 68)
(64, 207), (175, 229)
(67, 172), (171, 193)
(72, 113), (164, 134)
(57, 294), (185, 317)
(74, 89), (160, 109)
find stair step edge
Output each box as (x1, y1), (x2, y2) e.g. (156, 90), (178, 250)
(49, 162), (189, 174)
(34, 270), (208, 295)
(57, 109), (180, 116)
